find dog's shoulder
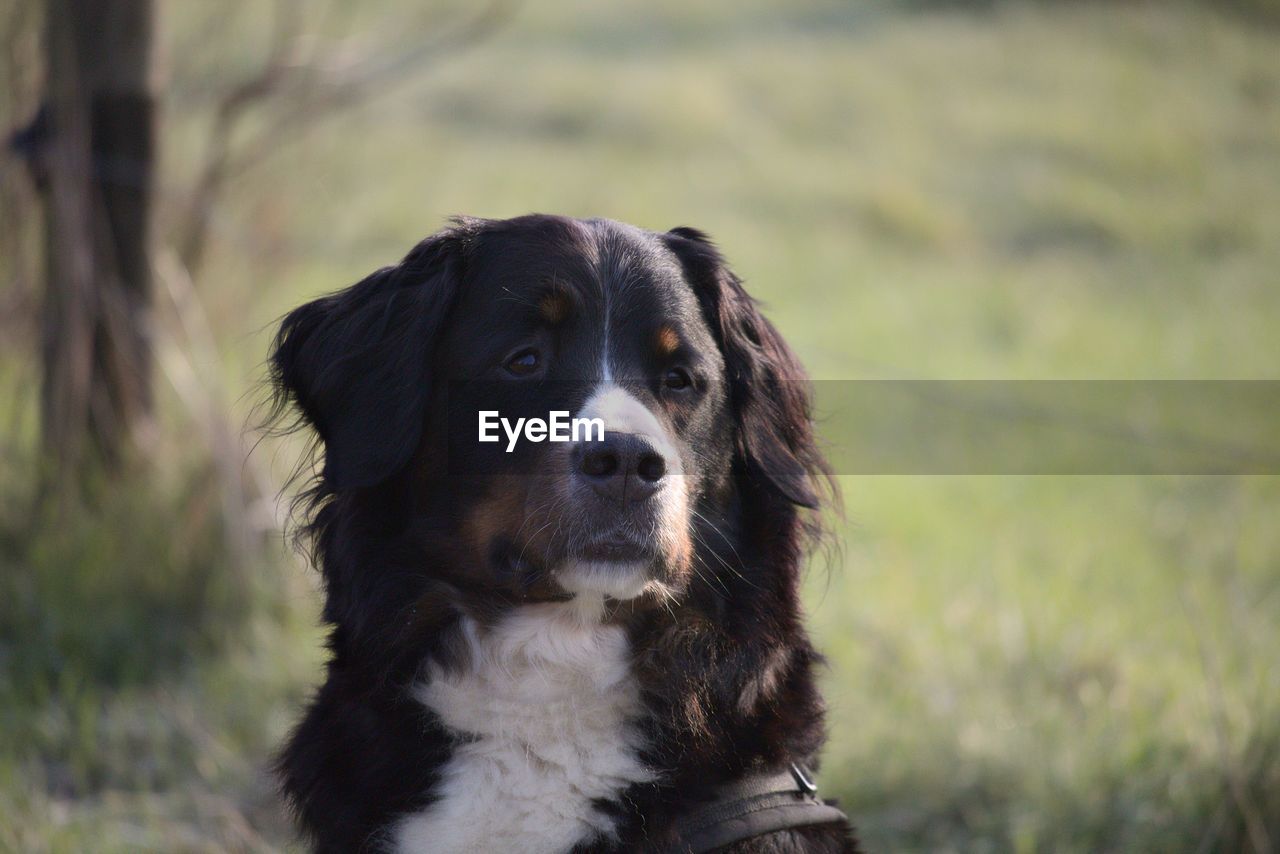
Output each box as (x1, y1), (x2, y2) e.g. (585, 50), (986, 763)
(277, 665), (452, 851)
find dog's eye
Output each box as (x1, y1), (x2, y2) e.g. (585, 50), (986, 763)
(505, 348), (541, 376)
(663, 367), (693, 391)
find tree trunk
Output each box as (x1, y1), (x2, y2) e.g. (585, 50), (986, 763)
(40, 0), (157, 492)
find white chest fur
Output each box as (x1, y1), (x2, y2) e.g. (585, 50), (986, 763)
(390, 597), (654, 854)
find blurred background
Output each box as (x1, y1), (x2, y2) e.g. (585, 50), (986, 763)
(2, 0), (1279, 850)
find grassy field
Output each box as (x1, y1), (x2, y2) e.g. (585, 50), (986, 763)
(3, 0), (1280, 850)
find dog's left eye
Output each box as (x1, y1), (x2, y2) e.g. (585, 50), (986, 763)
(663, 367), (693, 391)
(505, 348), (541, 376)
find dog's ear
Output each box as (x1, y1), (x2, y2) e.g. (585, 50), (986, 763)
(270, 230), (466, 490)
(664, 226), (830, 510)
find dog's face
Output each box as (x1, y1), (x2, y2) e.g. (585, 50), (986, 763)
(272, 215), (824, 611)
(433, 218), (730, 602)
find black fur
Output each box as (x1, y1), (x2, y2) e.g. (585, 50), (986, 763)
(268, 215), (857, 853)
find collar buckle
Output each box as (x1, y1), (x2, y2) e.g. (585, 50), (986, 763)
(789, 762), (818, 796)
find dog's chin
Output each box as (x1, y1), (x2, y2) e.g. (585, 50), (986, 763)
(554, 559), (654, 600)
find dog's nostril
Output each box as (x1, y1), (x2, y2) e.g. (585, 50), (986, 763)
(636, 452), (666, 483)
(575, 435), (667, 500)
(580, 448), (619, 479)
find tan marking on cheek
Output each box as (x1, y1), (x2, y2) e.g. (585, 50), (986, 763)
(654, 325), (680, 358)
(539, 292), (570, 325)
(655, 479), (693, 587)
(670, 529), (694, 581)
(461, 472), (578, 572)
(461, 479), (531, 572)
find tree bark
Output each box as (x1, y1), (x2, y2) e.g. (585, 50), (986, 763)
(40, 0), (157, 491)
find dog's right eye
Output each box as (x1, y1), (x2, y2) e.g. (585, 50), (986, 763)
(504, 348), (541, 377)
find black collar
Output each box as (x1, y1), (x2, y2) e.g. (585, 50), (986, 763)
(670, 763), (850, 853)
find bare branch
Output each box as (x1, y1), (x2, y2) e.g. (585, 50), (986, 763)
(177, 0), (517, 277)
(177, 0), (306, 273)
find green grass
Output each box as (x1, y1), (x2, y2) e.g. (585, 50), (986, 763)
(3, 0), (1280, 849)
(0, 460), (324, 852)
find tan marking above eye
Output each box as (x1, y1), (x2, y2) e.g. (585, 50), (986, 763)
(655, 325), (680, 357)
(539, 292), (570, 325)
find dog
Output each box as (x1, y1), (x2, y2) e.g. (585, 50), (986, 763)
(268, 214), (858, 853)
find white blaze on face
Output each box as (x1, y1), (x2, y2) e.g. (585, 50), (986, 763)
(577, 384), (681, 469)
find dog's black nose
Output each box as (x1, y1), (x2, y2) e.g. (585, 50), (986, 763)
(575, 433), (667, 503)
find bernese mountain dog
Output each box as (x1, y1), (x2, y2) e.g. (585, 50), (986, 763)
(267, 214), (858, 852)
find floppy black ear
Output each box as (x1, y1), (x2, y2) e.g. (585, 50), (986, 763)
(664, 226), (830, 510)
(270, 231), (464, 490)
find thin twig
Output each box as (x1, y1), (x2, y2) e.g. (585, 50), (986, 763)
(176, 0), (517, 276)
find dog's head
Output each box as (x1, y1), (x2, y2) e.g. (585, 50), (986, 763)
(271, 215), (829, 614)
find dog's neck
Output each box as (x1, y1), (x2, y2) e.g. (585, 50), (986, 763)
(390, 595), (655, 853)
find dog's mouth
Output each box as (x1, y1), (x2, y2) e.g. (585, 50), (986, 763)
(573, 532), (656, 565)
(472, 471), (688, 605)
(542, 529), (660, 601)
(484, 530), (661, 603)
